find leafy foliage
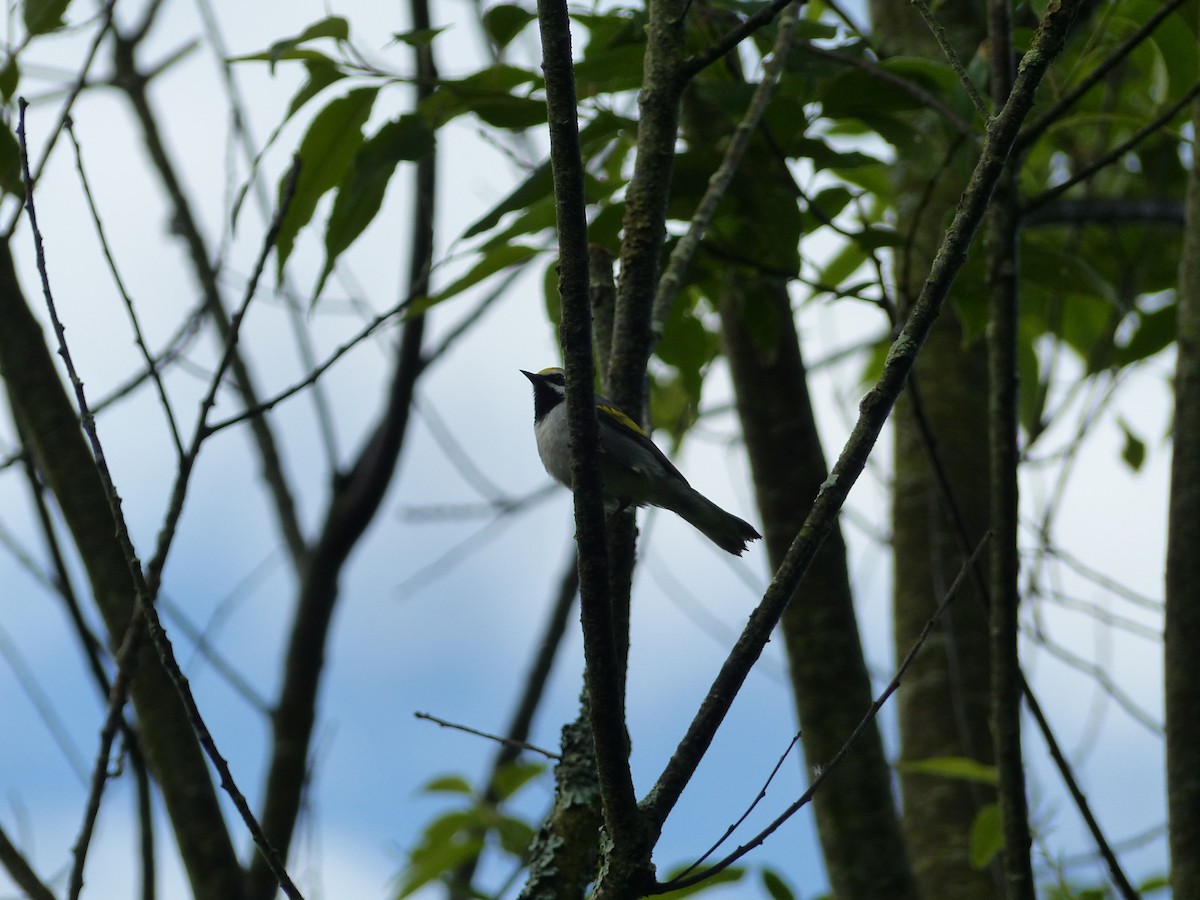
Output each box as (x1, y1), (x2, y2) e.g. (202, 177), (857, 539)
(395, 762), (545, 899)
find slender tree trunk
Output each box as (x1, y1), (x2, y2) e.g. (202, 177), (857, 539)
(722, 276), (919, 899)
(0, 240), (245, 900)
(869, 2), (997, 896)
(1165, 83), (1200, 900)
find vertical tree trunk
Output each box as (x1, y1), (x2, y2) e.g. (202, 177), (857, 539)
(722, 277), (918, 900)
(1165, 84), (1200, 900)
(869, 2), (997, 896)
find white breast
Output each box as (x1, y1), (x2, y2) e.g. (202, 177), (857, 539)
(533, 402), (575, 487)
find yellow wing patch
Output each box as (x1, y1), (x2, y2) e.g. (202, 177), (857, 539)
(598, 403), (647, 437)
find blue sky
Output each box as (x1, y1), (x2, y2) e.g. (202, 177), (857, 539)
(0, 1), (1173, 898)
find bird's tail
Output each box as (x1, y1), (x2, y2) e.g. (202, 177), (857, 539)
(663, 485), (761, 555)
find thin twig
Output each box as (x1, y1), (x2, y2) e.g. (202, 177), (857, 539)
(65, 119), (184, 457)
(657, 534), (992, 892)
(203, 293), (416, 436)
(192, 0), (341, 469)
(146, 157), (302, 593)
(1023, 81), (1200, 216)
(1, 0), (116, 239)
(681, 0), (795, 79)
(795, 41), (977, 136)
(0, 825), (55, 900)
(414, 712), (561, 761)
(673, 733), (802, 880)
(112, 22), (308, 568)
(908, 0), (990, 120)
(18, 104), (305, 895)
(652, 2), (801, 336)
(1018, 0), (1192, 148)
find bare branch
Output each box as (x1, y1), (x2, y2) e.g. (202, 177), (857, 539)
(652, 2), (801, 336)
(657, 535), (992, 892)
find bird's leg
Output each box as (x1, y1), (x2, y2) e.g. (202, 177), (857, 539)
(605, 498), (632, 525)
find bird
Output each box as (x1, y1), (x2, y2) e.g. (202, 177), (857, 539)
(521, 367), (761, 555)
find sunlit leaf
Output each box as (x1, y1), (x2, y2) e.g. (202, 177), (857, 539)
(897, 756), (998, 785)
(396, 809), (483, 898)
(493, 813), (536, 857)
(420, 774), (474, 794)
(969, 803), (1003, 869)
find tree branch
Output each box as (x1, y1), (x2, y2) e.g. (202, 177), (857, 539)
(985, 0), (1035, 892)
(652, 2), (801, 336)
(247, 0), (438, 890)
(535, 0), (648, 888)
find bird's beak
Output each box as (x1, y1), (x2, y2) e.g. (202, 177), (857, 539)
(520, 369), (537, 383)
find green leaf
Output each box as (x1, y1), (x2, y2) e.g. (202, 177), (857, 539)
(483, 4), (536, 49)
(465, 163), (553, 240)
(491, 760), (546, 801)
(1017, 327), (1045, 443)
(761, 867), (797, 900)
(810, 185), (855, 220)
(467, 94), (547, 130)
(389, 26), (447, 47)
(421, 243), (542, 312)
(969, 803), (1003, 869)
(396, 811), (484, 898)
(421, 65), (545, 130)
(897, 756), (998, 785)
(0, 123), (24, 200)
(264, 16), (349, 71)
(420, 774), (474, 794)
(1137, 873), (1171, 894)
(23, 0), (71, 36)
(286, 60), (347, 121)
(814, 238), (868, 294)
(819, 56), (971, 128)
(575, 43), (655, 97)
(1112, 302), (1176, 367)
(492, 813), (536, 857)
(1118, 418), (1146, 472)
(657, 291), (719, 400)
(275, 87), (379, 279)
(650, 370), (700, 444)
(315, 114), (435, 299)
(544, 256), (561, 329)
(656, 863), (744, 896)
(231, 48), (339, 68)
(461, 110), (632, 240)
(0, 58), (19, 101)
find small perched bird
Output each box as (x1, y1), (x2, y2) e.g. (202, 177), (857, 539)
(521, 367), (761, 555)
